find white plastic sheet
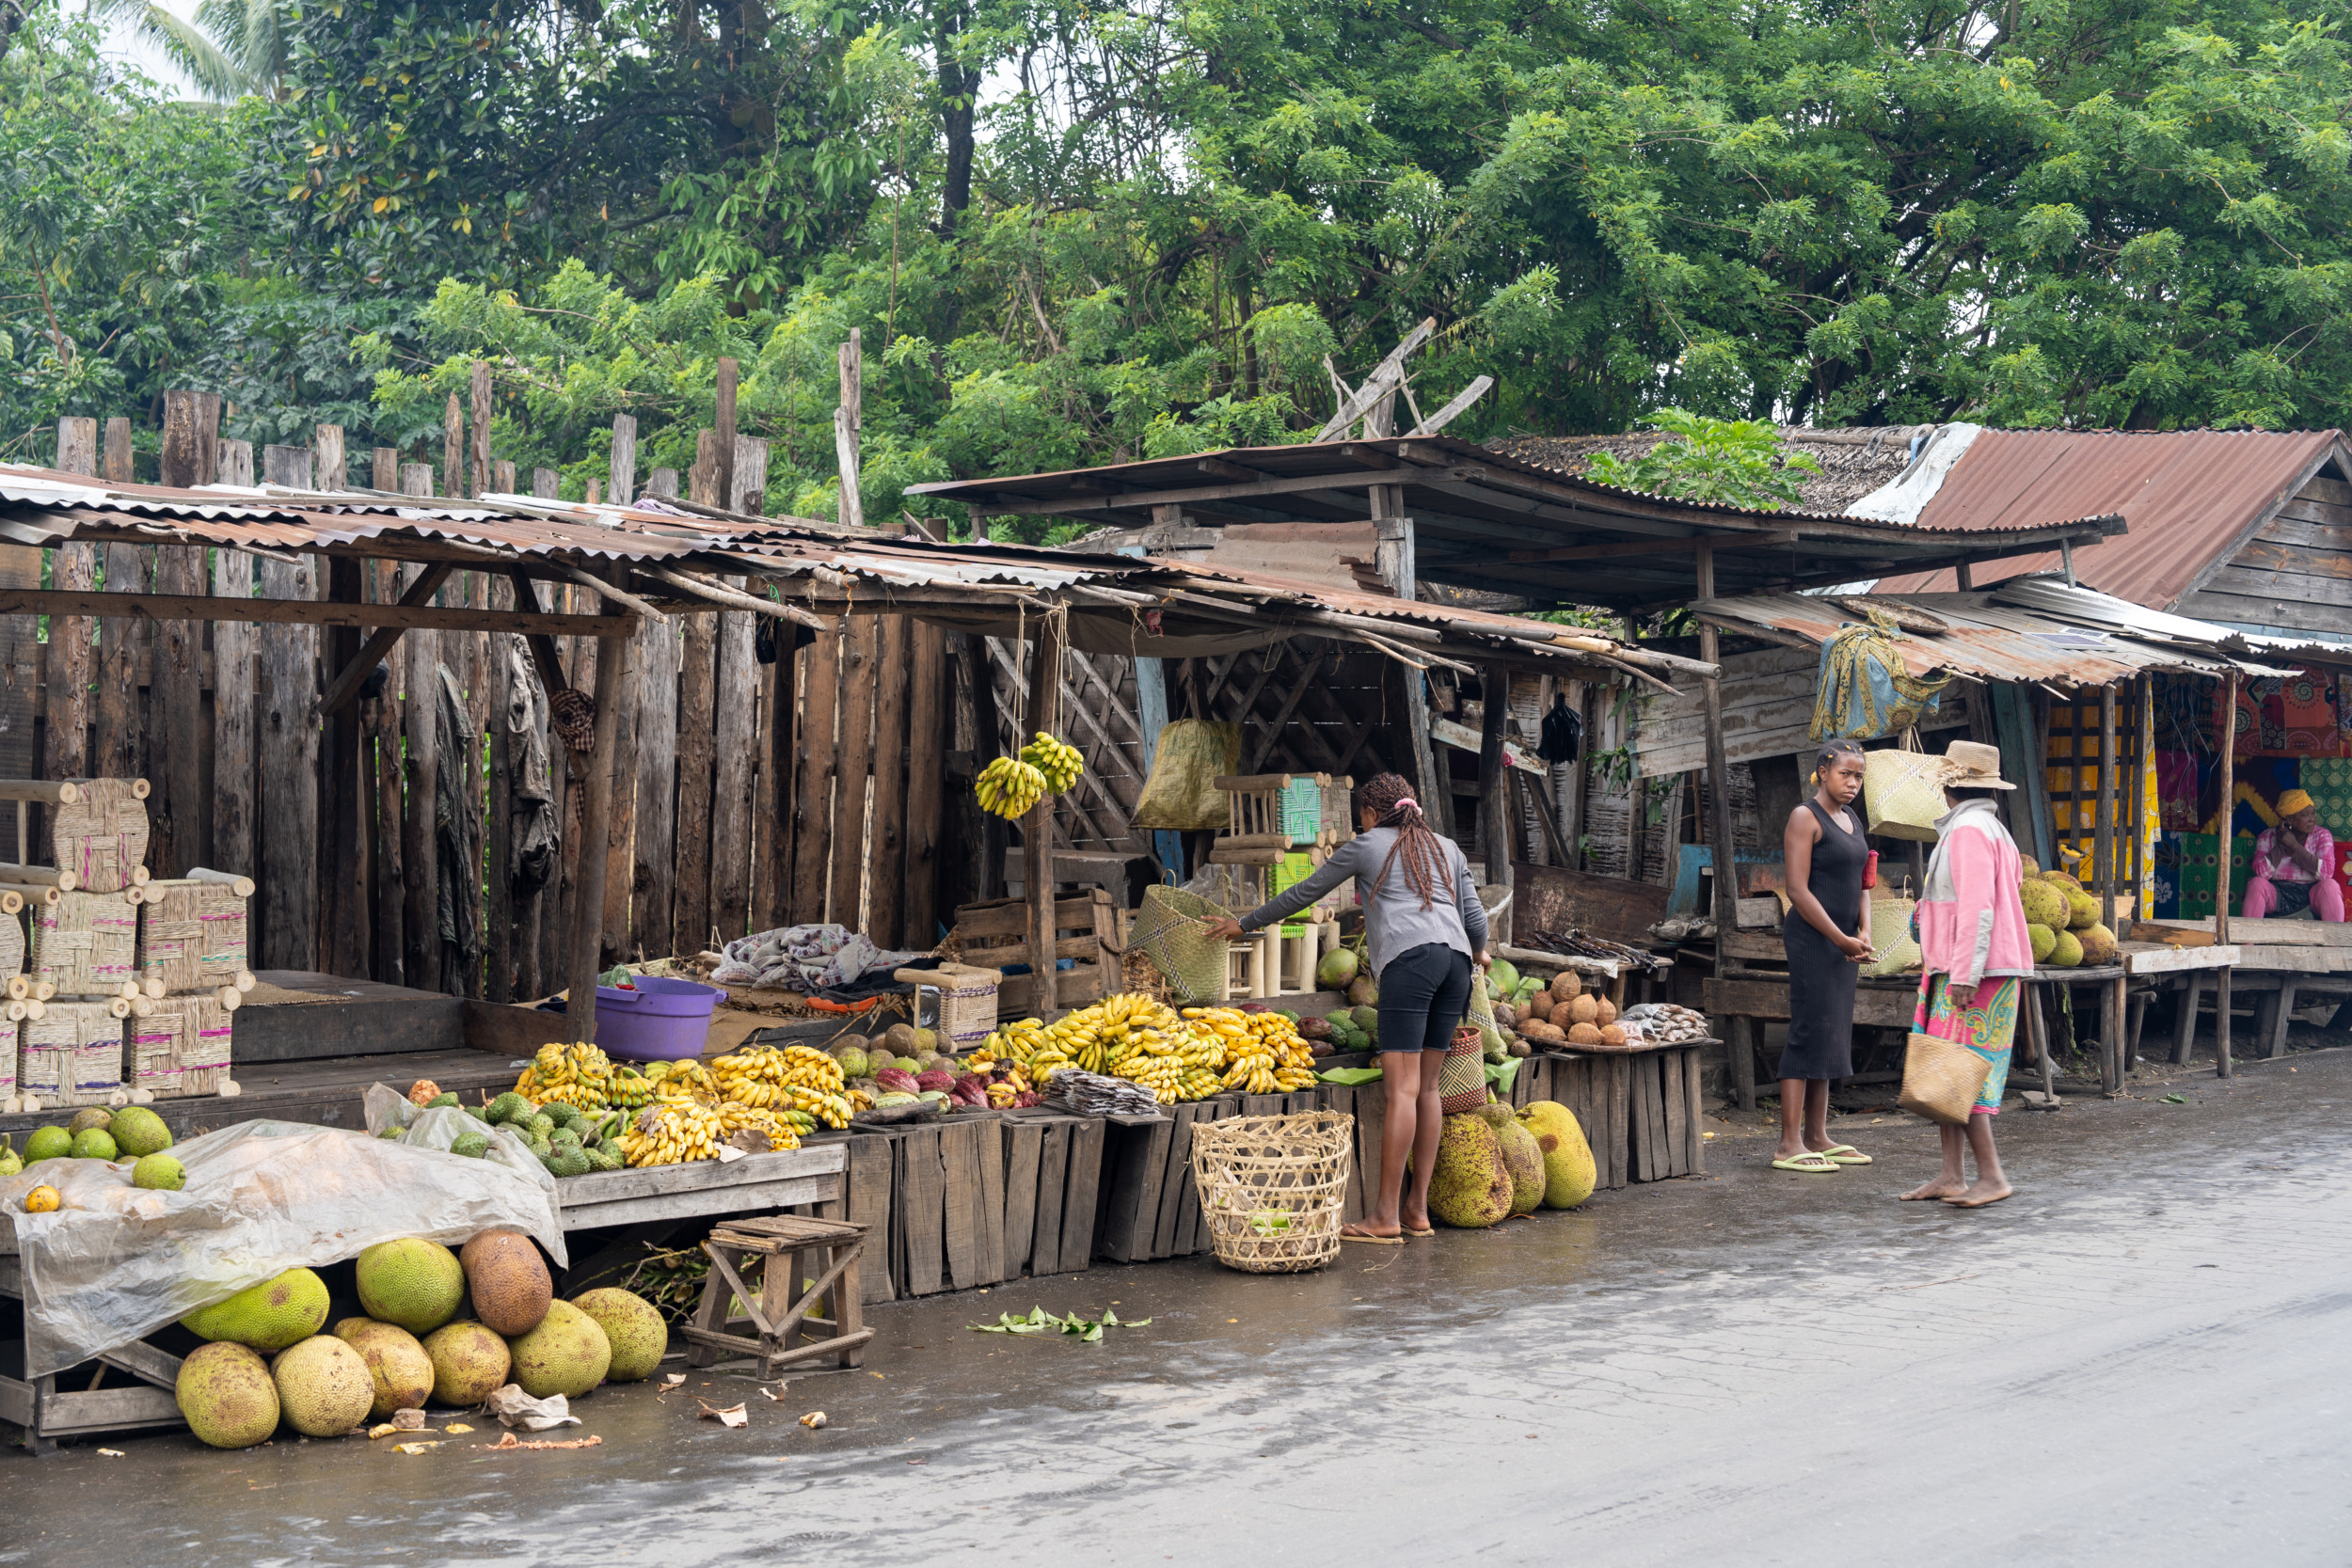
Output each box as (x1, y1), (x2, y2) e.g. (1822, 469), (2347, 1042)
(3, 1116), (568, 1378)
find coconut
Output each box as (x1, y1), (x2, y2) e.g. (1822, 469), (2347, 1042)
(1566, 994), (1599, 1025)
(1598, 1023), (1627, 1047)
(1594, 997), (1617, 1027)
(1549, 970), (1583, 1002)
(1566, 1022), (1603, 1045)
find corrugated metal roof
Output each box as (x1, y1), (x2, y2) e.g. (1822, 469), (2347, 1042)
(1692, 586), (2304, 686)
(1871, 429), (2347, 606)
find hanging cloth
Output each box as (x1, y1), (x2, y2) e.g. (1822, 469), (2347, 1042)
(1535, 692), (1582, 767)
(1810, 608), (1955, 742)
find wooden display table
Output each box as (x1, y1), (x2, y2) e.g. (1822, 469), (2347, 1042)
(556, 1143), (845, 1230)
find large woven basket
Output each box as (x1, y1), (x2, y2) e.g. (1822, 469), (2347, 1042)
(1189, 1110), (1354, 1273)
(1127, 885), (1233, 1004)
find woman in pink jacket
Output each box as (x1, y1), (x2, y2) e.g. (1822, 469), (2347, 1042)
(1901, 741), (2036, 1209)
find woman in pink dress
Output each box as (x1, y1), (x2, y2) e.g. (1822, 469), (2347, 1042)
(2242, 789), (2344, 922)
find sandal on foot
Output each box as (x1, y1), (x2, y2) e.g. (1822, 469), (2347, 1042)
(1405, 1227), (1436, 1239)
(1341, 1223), (1405, 1244)
(1817, 1144), (1872, 1165)
(1771, 1151), (1840, 1174)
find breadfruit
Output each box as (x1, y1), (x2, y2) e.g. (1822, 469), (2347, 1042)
(133, 1153), (184, 1190)
(2020, 856), (2042, 876)
(22, 1127), (70, 1164)
(68, 1108), (111, 1135)
(355, 1239), (466, 1335)
(2047, 928), (2084, 968)
(110, 1106), (171, 1157)
(2027, 923), (2058, 963)
(71, 1128), (117, 1161)
(460, 1229), (553, 1337)
(1566, 993), (1599, 1025)
(421, 1320), (511, 1406)
(2038, 868), (2081, 890)
(177, 1341), (279, 1449)
(1425, 1114), (1513, 1228)
(183, 1267), (330, 1353)
(1549, 970), (1583, 1002)
(273, 1333), (374, 1436)
(2064, 886), (2100, 930)
(507, 1298), (612, 1399)
(1566, 1022), (1603, 1046)
(1518, 1101), (1597, 1208)
(2019, 879), (2069, 929)
(2076, 922), (2118, 966)
(1476, 1104), (1545, 1216)
(571, 1288), (667, 1382)
(333, 1318), (437, 1419)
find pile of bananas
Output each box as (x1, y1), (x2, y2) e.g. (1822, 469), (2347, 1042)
(714, 1101), (803, 1151)
(618, 1101), (727, 1166)
(1187, 1007), (1321, 1094)
(709, 1044), (852, 1130)
(514, 1041), (619, 1112)
(991, 994), (1190, 1080)
(648, 1059), (719, 1101)
(1020, 731), (1083, 792)
(977, 755), (1049, 820)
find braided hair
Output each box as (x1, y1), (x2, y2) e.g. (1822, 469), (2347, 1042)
(1810, 737), (1866, 787)
(1359, 772), (1453, 911)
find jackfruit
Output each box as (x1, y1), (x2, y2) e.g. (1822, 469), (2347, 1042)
(176, 1341), (279, 1449)
(272, 1334), (373, 1436)
(1424, 1114), (1513, 1228)
(2076, 922), (2118, 966)
(333, 1318), (436, 1419)
(2019, 879), (2069, 929)
(2027, 923), (2058, 963)
(110, 1106), (172, 1157)
(355, 1238), (466, 1335)
(460, 1228), (552, 1337)
(507, 1298), (612, 1399)
(1518, 1101), (1597, 1209)
(182, 1267), (330, 1353)
(2064, 886), (2100, 930)
(421, 1320), (511, 1406)
(2047, 928), (2084, 968)
(571, 1288), (666, 1382)
(1476, 1103), (1544, 1216)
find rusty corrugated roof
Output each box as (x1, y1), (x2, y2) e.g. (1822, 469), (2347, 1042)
(1692, 585), (2310, 686)
(1872, 429), (2348, 606)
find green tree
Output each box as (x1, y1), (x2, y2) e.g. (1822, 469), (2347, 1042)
(1584, 410), (1820, 509)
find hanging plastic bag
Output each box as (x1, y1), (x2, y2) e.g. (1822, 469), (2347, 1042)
(1131, 721), (1242, 831)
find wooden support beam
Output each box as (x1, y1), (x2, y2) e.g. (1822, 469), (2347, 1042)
(314, 562), (455, 718)
(1407, 374), (1493, 436)
(609, 414), (638, 505)
(715, 358), (739, 524)
(1022, 614), (1065, 1015)
(835, 331), (864, 529)
(2215, 672), (2236, 1080)
(1508, 531), (1797, 566)
(1315, 318), (1436, 440)
(566, 575), (635, 1039)
(643, 566), (830, 630)
(0, 589), (622, 636)
(1477, 664), (1512, 905)
(1695, 542), (1741, 1025)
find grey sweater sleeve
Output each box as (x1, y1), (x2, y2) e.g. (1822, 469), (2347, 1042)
(1238, 837), (1370, 931)
(1456, 852), (1489, 952)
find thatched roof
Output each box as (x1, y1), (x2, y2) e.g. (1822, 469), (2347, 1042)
(1489, 425), (1933, 515)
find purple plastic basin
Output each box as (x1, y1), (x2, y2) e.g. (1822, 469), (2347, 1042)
(589, 976), (724, 1061)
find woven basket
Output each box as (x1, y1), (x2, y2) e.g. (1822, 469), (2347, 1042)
(19, 1002), (127, 1106)
(1863, 737), (1946, 844)
(127, 993), (233, 1099)
(1859, 890), (1921, 977)
(0, 901), (23, 983)
(894, 963), (1000, 1052)
(1190, 1110), (1354, 1273)
(33, 892), (138, 998)
(1437, 1024), (1487, 1114)
(52, 779), (150, 894)
(1899, 1029), (1992, 1126)
(137, 879), (251, 993)
(1127, 885), (1233, 1004)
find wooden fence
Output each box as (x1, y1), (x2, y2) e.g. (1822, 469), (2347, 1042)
(31, 410), (950, 1002)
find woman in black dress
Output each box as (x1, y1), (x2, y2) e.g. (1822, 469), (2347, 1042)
(1773, 738), (1875, 1173)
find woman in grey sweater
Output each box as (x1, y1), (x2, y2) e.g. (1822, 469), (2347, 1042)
(1202, 773), (1490, 1242)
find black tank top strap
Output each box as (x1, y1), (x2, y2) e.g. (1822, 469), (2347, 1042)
(1803, 798), (1856, 839)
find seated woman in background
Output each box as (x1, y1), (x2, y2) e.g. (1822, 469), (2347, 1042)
(2242, 788), (2344, 922)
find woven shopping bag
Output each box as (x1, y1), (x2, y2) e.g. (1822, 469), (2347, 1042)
(1859, 884), (1921, 977)
(1863, 729), (1946, 843)
(1898, 1030), (1991, 1126)
(1438, 1025), (1487, 1115)
(1126, 885), (1234, 1004)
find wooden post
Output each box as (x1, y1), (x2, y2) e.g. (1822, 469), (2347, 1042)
(399, 479), (442, 990)
(369, 556), (405, 985)
(711, 585), (758, 941)
(632, 604), (681, 961)
(1694, 546), (1743, 1102)
(825, 617), (881, 931)
(1022, 615), (1064, 1015)
(610, 414), (637, 505)
(485, 586), (515, 998)
(2096, 683), (2117, 933)
(675, 594), (720, 950)
(103, 418), (134, 484)
(530, 467), (559, 499)
(257, 444), (319, 969)
(324, 553), (370, 977)
(313, 421), (343, 493)
(567, 578), (635, 1041)
(217, 440), (253, 485)
(373, 447), (398, 492)
(868, 618), (912, 948)
(2215, 672), (2236, 1079)
(153, 394), (216, 875)
(788, 619), (841, 927)
(442, 394), (465, 500)
(835, 330), (863, 529)
(715, 357), (739, 519)
(904, 620), (946, 947)
(212, 531), (256, 899)
(48, 420), (95, 789)
(469, 362), (492, 499)
(1476, 664), (1511, 891)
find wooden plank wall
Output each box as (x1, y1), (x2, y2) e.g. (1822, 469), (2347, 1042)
(23, 412), (948, 997)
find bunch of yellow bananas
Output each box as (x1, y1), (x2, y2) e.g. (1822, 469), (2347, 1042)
(1116, 1050), (1186, 1103)
(1187, 1006), (1320, 1093)
(998, 993), (1189, 1079)
(514, 1041), (616, 1111)
(711, 1044), (846, 1107)
(977, 755), (1049, 819)
(648, 1059), (719, 1102)
(619, 1101), (726, 1166)
(1020, 731), (1083, 792)
(714, 1101), (802, 1150)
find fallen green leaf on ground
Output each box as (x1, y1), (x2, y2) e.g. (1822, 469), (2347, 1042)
(970, 1307), (1152, 1342)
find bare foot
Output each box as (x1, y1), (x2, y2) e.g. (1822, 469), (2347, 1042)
(1943, 1181), (2013, 1209)
(1899, 1176), (1968, 1201)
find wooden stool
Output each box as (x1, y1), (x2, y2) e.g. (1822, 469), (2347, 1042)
(684, 1215), (874, 1379)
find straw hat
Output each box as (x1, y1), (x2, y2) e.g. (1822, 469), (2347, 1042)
(1938, 739), (2016, 790)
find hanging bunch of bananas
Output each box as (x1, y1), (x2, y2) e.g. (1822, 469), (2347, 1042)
(714, 1101), (803, 1151)
(977, 755), (1049, 820)
(619, 1100), (726, 1166)
(1019, 731), (1083, 793)
(1189, 1007), (1321, 1094)
(710, 1045), (853, 1129)
(514, 1041), (617, 1112)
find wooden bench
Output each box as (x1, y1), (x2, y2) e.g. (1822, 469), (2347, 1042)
(685, 1214), (874, 1379)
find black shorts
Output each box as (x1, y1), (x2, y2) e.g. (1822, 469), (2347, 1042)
(1376, 943), (1473, 1053)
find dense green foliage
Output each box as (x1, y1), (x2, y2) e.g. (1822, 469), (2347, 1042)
(8, 0), (2352, 530)
(1585, 410), (1820, 509)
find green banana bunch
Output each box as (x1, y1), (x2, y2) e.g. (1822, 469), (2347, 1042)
(977, 755), (1049, 819)
(1020, 731), (1083, 792)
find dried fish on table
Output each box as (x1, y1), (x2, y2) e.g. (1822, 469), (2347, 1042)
(1040, 1067), (1163, 1118)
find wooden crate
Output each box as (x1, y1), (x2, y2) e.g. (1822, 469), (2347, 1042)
(951, 892), (1120, 1017)
(998, 1112), (1106, 1279)
(883, 1118), (1008, 1298)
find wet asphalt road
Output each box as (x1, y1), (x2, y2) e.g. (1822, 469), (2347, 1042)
(10, 1050), (2351, 1566)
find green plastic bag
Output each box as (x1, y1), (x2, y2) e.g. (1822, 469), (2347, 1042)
(1131, 720), (1242, 831)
